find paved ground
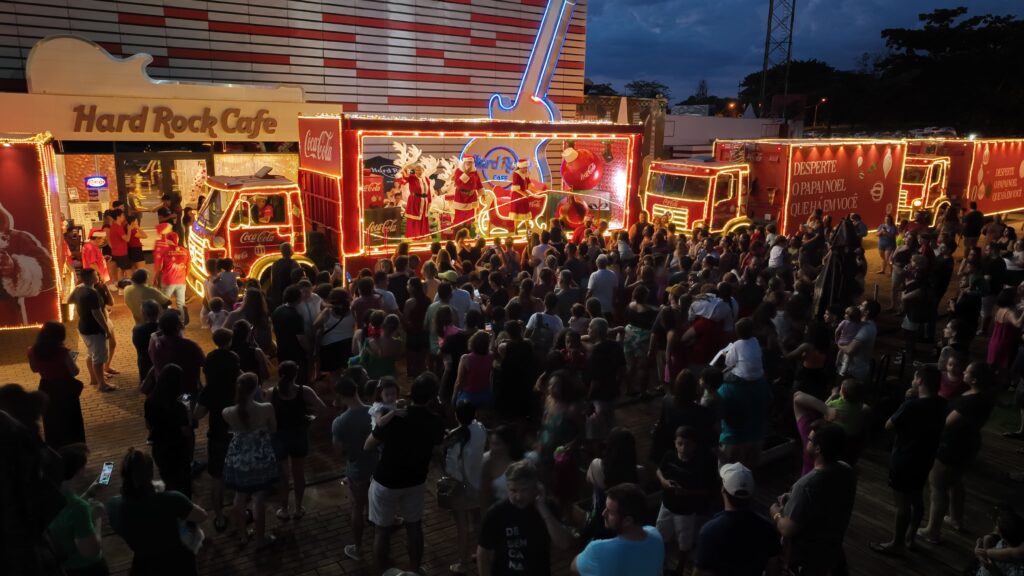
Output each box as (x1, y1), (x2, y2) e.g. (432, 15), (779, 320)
(2, 227), (1023, 576)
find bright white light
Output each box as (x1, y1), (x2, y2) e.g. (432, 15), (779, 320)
(613, 169), (627, 198)
(968, 133), (978, 141)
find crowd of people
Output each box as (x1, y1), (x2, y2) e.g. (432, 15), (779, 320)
(2, 200), (1024, 576)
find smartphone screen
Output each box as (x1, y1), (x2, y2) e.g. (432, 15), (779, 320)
(345, 271), (353, 283)
(473, 288), (481, 300)
(98, 461), (114, 485)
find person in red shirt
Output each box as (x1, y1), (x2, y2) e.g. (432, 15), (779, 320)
(160, 232), (189, 315)
(107, 209), (131, 290)
(254, 195), (275, 224)
(152, 223), (173, 288)
(82, 229), (110, 284)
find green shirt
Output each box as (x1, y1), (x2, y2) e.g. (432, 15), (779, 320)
(123, 284), (169, 324)
(826, 396), (864, 437)
(48, 489), (102, 570)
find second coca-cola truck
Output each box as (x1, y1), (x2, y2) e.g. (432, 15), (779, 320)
(905, 138), (1024, 219)
(641, 139), (907, 235)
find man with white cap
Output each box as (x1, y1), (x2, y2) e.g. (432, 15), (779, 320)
(693, 462), (781, 576)
(452, 154), (484, 233)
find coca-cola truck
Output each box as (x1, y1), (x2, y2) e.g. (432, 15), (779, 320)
(187, 174), (308, 294)
(641, 139), (907, 235)
(905, 138), (1024, 219)
(187, 114), (644, 290)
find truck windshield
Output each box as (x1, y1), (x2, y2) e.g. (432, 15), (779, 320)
(197, 190), (224, 231)
(903, 166), (928, 184)
(650, 172), (710, 201)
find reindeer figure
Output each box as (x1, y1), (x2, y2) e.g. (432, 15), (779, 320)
(431, 157), (458, 216)
(391, 142), (423, 205)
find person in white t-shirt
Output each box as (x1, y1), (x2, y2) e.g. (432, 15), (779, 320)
(587, 254), (618, 316)
(768, 235), (788, 272)
(718, 318), (763, 382)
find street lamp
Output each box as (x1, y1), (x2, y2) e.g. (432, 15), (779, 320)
(812, 97), (828, 128)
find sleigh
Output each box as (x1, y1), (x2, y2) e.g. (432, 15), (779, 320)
(479, 183), (548, 235)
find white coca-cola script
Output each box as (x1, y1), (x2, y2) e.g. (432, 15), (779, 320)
(238, 231), (278, 244)
(303, 130), (335, 162)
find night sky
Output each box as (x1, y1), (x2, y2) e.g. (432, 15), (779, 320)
(585, 0), (1024, 102)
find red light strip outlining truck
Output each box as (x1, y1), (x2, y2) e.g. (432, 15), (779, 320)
(641, 139), (907, 235)
(187, 114), (644, 292)
(903, 138), (1024, 221)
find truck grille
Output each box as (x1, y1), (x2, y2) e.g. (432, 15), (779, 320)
(652, 205), (689, 230)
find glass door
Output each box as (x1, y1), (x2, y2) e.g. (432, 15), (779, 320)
(116, 154), (212, 249)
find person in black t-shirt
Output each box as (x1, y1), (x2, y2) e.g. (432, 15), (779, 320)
(144, 364), (193, 499)
(364, 372), (445, 574)
(694, 462), (781, 576)
(267, 242), (300, 311)
(962, 202), (984, 258)
(192, 328), (240, 532)
(870, 365), (947, 556)
(478, 460), (574, 576)
(71, 269), (114, 392)
(656, 426), (720, 571)
(271, 286), (307, 378)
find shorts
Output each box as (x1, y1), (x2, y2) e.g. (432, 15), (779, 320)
(273, 427), (310, 460)
(368, 479), (426, 525)
(455, 388), (494, 409)
(656, 505), (700, 552)
(112, 254), (131, 269)
(81, 332), (109, 365)
(206, 435), (230, 479)
(128, 246), (145, 263)
(164, 284), (186, 307)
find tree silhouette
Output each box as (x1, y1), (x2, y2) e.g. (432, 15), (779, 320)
(625, 80), (670, 100)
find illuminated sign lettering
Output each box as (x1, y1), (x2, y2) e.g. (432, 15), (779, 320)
(84, 176), (107, 188)
(474, 146), (519, 183)
(72, 104), (277, 140)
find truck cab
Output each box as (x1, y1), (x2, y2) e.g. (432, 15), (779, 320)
(188, 174), (310, 295)
(642, 160), (751, 233)
(899, 155), (950, 224)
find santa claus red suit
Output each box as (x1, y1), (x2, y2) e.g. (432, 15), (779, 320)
(0, 202), (56, 325)
(509, 158), (534, 226)
(452, 155), (484, 229)
(399, 167), (433, 239)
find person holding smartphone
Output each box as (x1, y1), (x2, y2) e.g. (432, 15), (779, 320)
(47, 443), (110, 576)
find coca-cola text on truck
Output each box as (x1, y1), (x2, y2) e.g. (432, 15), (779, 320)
(187, 174), (310, 296)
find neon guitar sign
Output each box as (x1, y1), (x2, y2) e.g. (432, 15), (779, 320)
(462, 0), (577, 187)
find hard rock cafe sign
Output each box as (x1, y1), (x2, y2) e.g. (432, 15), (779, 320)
(238, 230), (278, 244)
(72, 104), (277, 140)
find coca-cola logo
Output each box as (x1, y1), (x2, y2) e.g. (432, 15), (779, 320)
(364, 180), (383, 193)
(303, 130), (335, 162)
(366, 219), (399, 236)
(238, 231), (278, 244)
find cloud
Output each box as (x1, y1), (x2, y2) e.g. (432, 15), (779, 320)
(585, 0), (1024, 100)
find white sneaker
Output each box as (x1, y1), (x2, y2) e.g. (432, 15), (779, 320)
(343, 544), (360, 561)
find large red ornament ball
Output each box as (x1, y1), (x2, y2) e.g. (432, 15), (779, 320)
(560, 147), (603, 190)
(556, 194), (589, 227)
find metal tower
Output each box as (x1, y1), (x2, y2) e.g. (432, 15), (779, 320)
(759, 0), (796, 117)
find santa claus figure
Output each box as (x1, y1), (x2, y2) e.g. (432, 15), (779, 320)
(509, 158), (534, 232)
(0, 202), (55, 325)
(452, 154), (484, 232)
(398, 164), (433, 239)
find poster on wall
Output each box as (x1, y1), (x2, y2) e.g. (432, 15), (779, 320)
(569, 139), (631, 228)
(0, 145), (59, 327)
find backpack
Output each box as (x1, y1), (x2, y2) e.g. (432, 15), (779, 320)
(529, 312), (556, 353)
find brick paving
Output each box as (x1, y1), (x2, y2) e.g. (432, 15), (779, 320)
(2, 229), (1023, 576)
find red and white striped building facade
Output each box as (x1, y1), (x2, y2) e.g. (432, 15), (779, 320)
(0, 0), (587, 118)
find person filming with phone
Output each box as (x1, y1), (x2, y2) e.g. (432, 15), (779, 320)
(47, 443), (110, 576)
